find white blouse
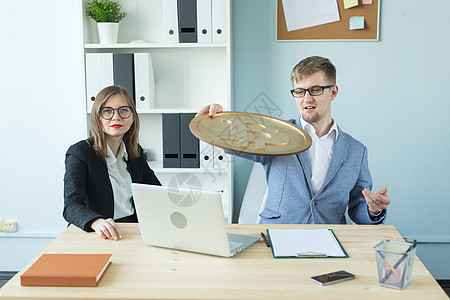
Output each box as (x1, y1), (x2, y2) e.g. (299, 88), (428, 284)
(106, 143), (134, 219)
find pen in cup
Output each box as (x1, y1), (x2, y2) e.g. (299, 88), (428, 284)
(380, 240), (417, 284)
(378, 251), (401, 280)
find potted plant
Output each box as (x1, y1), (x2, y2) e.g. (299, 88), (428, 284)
(86, 0), (126, 44)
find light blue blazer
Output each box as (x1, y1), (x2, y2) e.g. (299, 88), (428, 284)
(230, 117), (386, 225)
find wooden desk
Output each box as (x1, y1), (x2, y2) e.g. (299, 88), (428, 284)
(0, 224), (447, 299)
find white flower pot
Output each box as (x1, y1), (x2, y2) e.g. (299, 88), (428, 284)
(97, 22), (119, 44)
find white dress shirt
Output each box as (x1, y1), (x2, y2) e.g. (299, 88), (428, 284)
(300, 118), (338, 195)
(300, 119), (338, 224)
(106, 143), (134, 220)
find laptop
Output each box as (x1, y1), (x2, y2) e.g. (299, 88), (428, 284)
(131, 183), (260, 257)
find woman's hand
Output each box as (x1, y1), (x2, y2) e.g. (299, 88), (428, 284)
(91, 218), (122, 240)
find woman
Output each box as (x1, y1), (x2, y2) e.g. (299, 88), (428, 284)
(63, 85), (161, 240)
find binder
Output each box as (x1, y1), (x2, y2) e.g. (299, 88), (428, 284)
(162, 114), (181, 168)
(213, 146), (229, 170)
(177, 0), (197, 43)
(197, 0), (212, 43)
(200, 140), (214, 169)
(180, 113), (199, 168)
(85, 53), (113, 113)
(163, 0), (179, 43)
(134, 53), (155, 113)
(113, 53), (135, 102)
(212, 0), (227, 43)
(266, 229), (348, 258)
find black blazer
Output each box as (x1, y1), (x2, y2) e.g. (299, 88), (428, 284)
(63, 138), (161, 232)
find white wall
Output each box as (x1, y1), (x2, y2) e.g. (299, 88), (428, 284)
(232, 0), (450, 278)
(0, 0), (86, 270)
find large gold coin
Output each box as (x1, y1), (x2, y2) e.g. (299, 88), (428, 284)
(189, 112), (312, 156)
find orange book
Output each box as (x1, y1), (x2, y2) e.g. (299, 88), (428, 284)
(20, 254), (112, 287)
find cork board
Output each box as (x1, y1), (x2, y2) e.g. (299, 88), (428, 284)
(277, 0), (380, 41)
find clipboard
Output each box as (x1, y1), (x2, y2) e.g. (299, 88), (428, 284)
(266, 228), (348, 258)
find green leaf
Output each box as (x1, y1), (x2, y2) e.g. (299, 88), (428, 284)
(86, 0), (126, 23)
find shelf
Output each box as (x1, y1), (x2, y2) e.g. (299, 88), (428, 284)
(87, 108), (202, 114)
(85, 43), (227, 49)
(138, 107), (229, 114)
(148, 160), (229, 173)
(139, 108), (201, 114)
(0, 232), (59, 238)
(82, 0), (233, 222)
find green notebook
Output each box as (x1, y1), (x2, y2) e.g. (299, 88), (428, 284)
(266, 228), (348, 258)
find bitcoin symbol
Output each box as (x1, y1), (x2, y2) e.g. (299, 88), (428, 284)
(219, 117), (289, 150)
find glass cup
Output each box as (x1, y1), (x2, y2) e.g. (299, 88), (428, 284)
(374, 240), (417, 290)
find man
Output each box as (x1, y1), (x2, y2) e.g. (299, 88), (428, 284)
(199, 56), (390, 224)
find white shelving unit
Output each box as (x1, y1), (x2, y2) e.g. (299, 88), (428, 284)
(81, 0), (233, 222)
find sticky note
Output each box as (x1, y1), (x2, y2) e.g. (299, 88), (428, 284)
(344, 0), (358, 9)
(349, 16), (365, 30)
(362, 0), (373, 4)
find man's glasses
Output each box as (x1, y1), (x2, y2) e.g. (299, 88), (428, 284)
(99, 106), (132, 120)
(290, 85), (334, 98)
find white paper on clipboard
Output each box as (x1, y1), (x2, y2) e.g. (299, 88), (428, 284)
(267, 228), (347, 258)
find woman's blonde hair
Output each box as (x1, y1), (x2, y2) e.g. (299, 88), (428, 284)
(90, 85), (140, 163)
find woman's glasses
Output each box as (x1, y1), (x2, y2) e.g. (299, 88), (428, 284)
(99, 106), (132, 120)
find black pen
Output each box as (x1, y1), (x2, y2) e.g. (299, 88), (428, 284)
(261, 232), (271, 247)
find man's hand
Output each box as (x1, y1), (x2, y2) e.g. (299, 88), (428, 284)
(362, 186), (391, 214)
(91, 218), (122, 240)
(196, 103), (223, 117)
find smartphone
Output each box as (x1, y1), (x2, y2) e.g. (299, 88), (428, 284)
(310, 270), (355, 286)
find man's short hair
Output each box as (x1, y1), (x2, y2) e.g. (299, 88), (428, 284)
(290, 56), (336, 85)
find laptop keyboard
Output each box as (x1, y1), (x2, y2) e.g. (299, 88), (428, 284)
(229, 241), (243, 251)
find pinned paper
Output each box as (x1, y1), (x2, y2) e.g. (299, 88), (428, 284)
(349, 16), (365, 30)
(362, 0), (373, 4)
(281, 0), (340, 31)
(344, 0), (358, 9)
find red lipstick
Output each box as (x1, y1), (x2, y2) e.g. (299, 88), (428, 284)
(111, 124), (123, 128)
